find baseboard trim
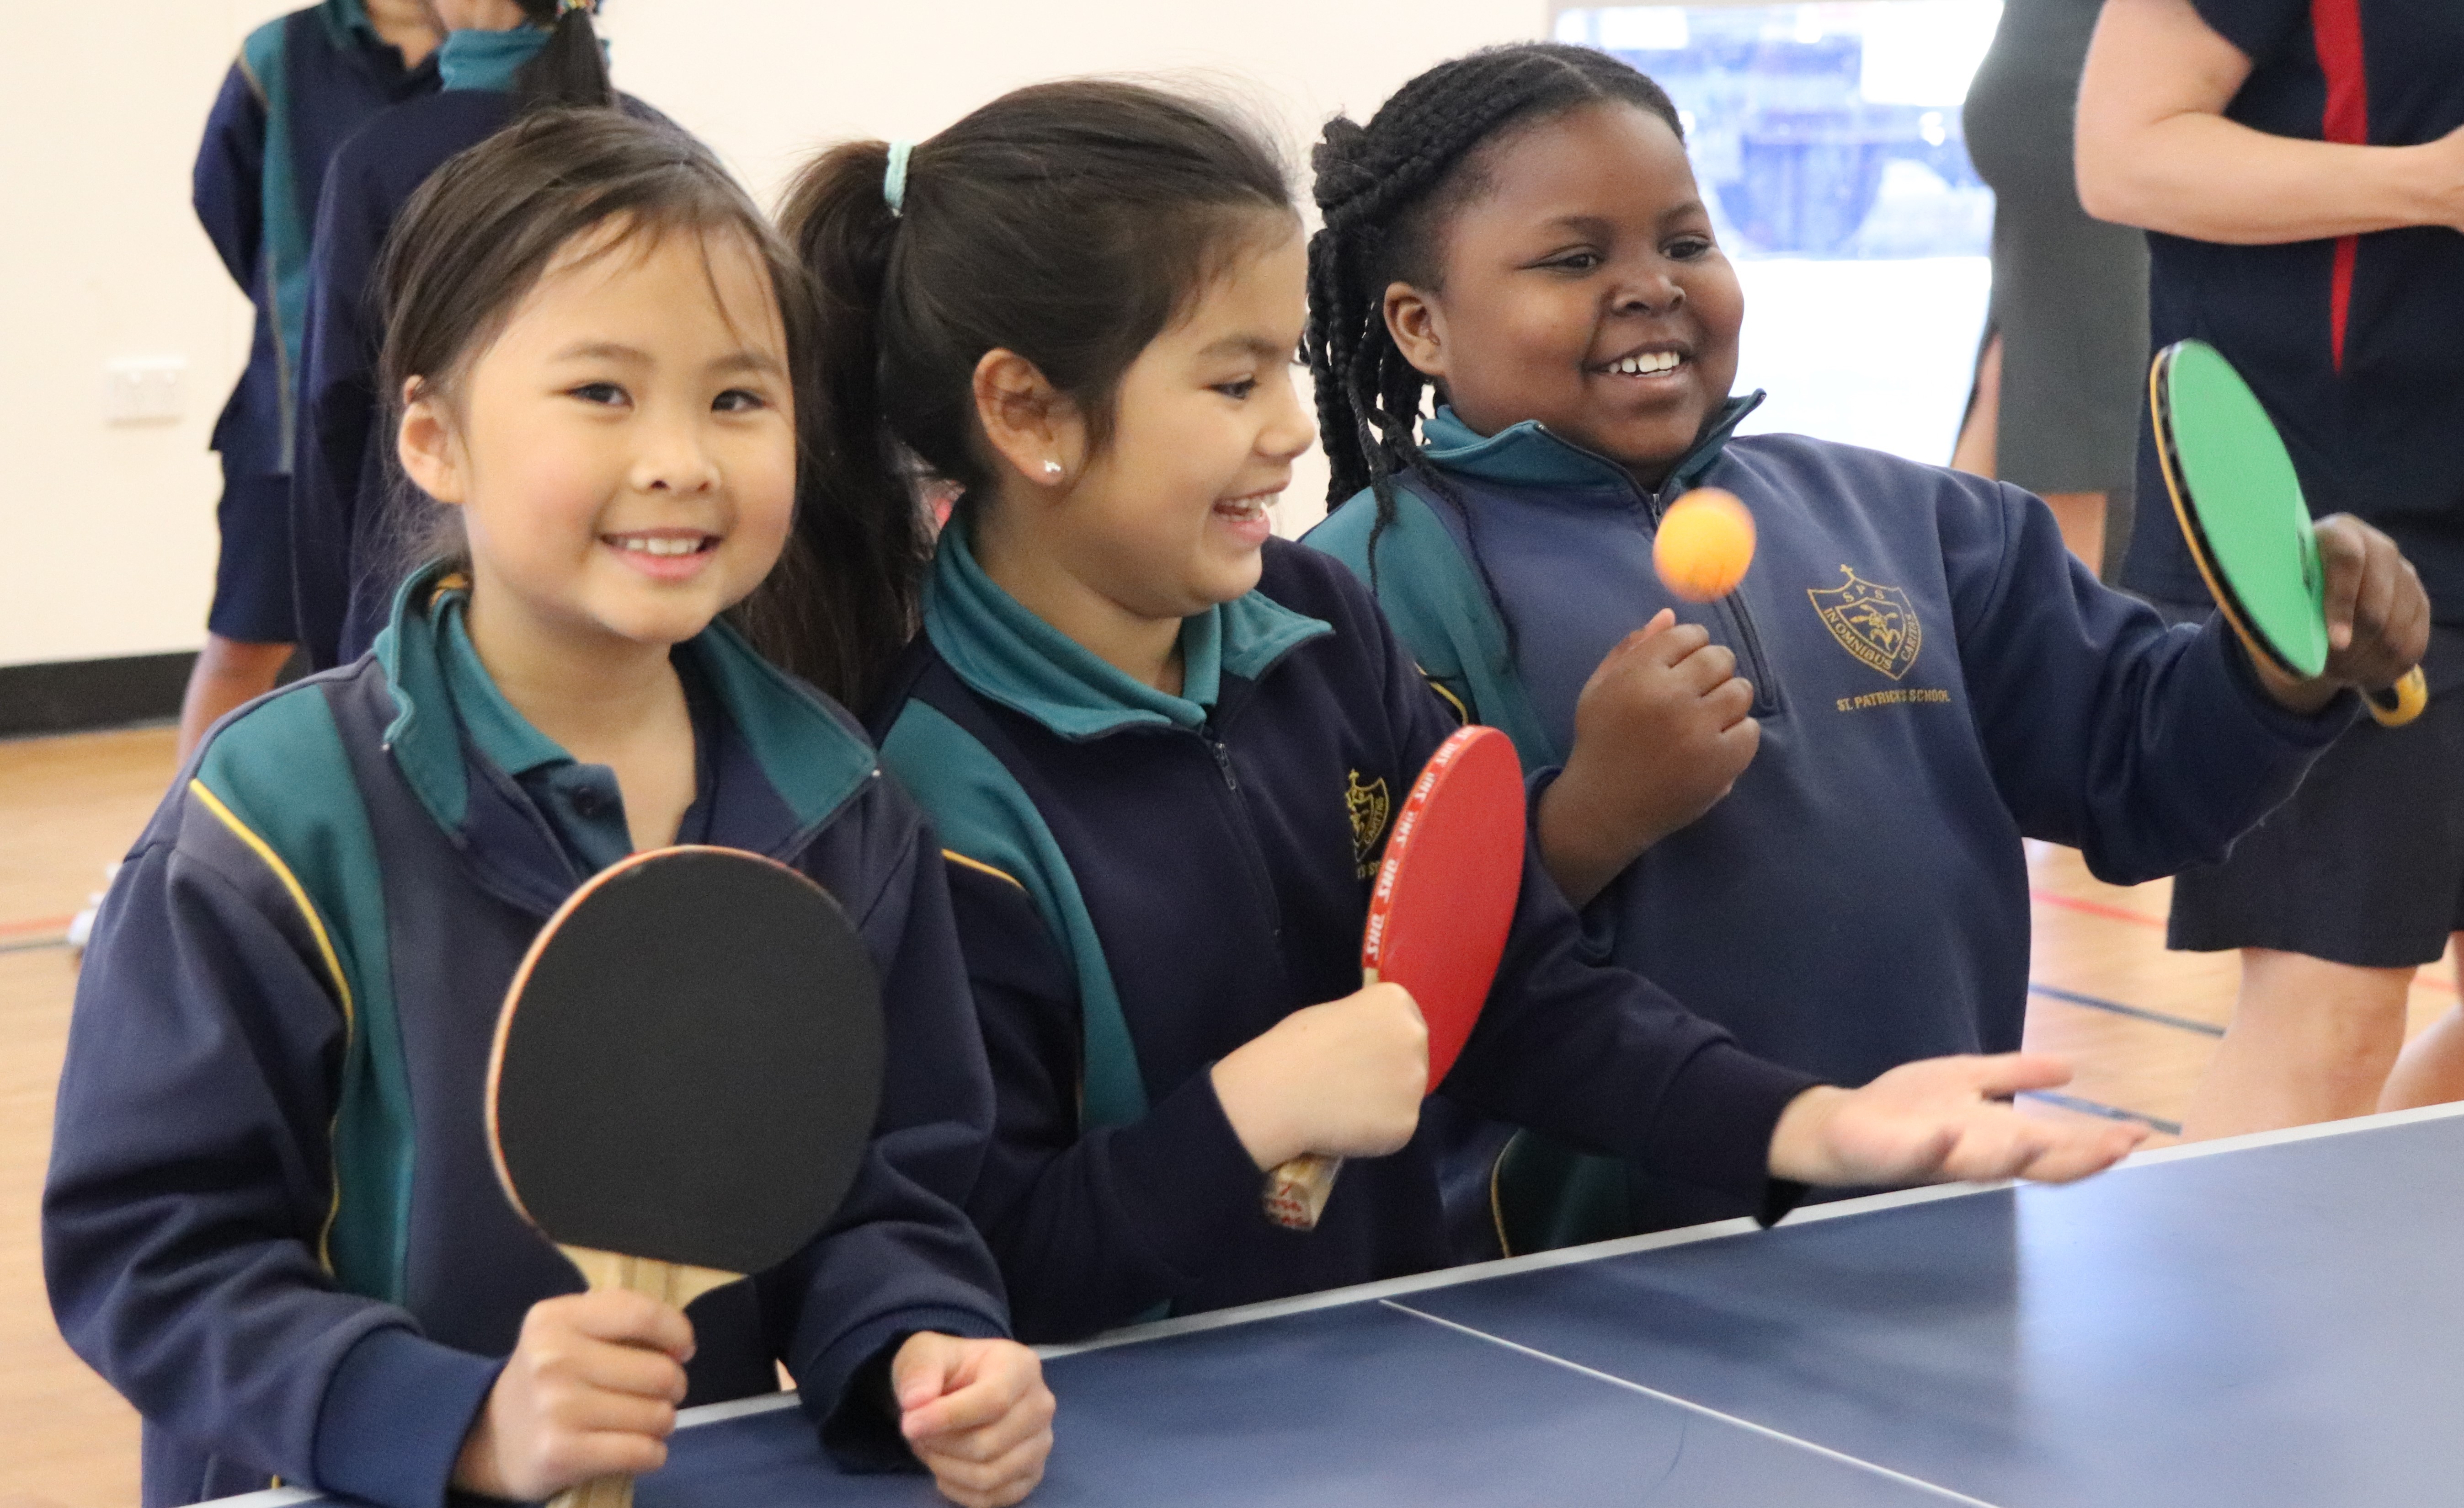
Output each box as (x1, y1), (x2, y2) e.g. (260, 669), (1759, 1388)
(0, 652), (198, 738)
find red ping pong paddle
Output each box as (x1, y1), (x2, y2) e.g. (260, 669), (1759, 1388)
(1263, 725), (1525, 1231)
(487, 845), (885, 1508)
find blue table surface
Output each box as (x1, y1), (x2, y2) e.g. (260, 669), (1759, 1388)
(219, 1105), (2464, 1508)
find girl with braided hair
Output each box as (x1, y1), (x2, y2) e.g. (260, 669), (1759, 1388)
(1302, 42), (2428, 1246)
(772, 78), (2145, 1344)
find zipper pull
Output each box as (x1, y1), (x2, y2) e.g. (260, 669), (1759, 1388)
(1203, 728), (1239, 791)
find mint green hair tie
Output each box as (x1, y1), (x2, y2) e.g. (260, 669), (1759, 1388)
(884, 140), (914, 218)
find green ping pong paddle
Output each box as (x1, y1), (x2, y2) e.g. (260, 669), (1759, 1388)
(488, 845), (885, 1508)
(2150, 339), (2426, 727)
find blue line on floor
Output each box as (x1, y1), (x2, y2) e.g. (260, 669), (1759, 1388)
(2028, 981), (2224, 1039)
(2019, 1089), (2183, 1138)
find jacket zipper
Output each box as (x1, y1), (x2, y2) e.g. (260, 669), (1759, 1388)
(1206, 734), (1240, 791)
(1200, 719), (1284, 941)
(1525, 417), (1784, 719)
(1641, 479), (1783, 718)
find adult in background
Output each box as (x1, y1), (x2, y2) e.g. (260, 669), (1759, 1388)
(2078, 0), (2464, 1136)
(1953, 0), (2149, 578)
(182, 0), (442, 756)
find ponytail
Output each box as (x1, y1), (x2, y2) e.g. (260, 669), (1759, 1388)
(736, 140), (928, 716)
(511, 0), (613, 113)
(754, 83), (1293, 711)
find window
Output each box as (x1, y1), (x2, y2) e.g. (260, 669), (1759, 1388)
(1556, 2), (2004, 464)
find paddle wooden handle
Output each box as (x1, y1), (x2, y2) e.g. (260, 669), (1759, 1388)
(551, 1474), (637, 1508)
(2365, 666), (2429, 728)
(548, 1247), (741, 1508)
(1263, 1152), (1343, 1230)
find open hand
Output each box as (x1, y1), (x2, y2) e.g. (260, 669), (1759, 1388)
(1540, 610), (1760, 905)
(1767, 1053), (2145, 1188)
(896, 1334), (1055, 1508)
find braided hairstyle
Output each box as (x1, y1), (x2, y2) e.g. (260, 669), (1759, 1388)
(1307, 43), (1683, 614)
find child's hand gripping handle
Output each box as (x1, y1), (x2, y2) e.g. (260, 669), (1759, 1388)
(1260, 965), (1397, 1231)
(546, 1247), (738, 1508)
(1222, 978), (1429, 1233)
(2313, 515), (2430, 727)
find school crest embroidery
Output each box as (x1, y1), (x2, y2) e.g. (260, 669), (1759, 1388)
(1808, 566), (1922, 680)
(1347, 770), (1392, 877)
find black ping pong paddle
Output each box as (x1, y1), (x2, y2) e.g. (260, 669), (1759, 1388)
(487, 845), (884, 1508)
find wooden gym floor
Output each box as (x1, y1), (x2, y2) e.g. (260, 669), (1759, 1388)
(1, 724), (2455, 1507)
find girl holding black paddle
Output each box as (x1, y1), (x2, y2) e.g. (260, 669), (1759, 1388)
(46, 112), (1050, 1508)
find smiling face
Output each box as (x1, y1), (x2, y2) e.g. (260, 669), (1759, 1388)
(398, 220), (796, 661)
(1065, 225), (1315, 618)
(1382, 101), (1744, 490)
(974, 220), (1317, 668)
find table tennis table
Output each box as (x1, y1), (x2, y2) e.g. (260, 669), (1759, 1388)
(219, 1102), (2464, 1507)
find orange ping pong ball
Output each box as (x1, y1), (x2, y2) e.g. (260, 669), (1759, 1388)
(1653, 487), (1756, 602)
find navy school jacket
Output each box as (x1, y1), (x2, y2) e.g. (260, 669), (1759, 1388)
(44, 566), (1008, 1508)
(291, 71), (666, 669)
(1307, 400), (2350, 1233)
(194, 0), (436, 478)
(871, 526), (1821, 1342)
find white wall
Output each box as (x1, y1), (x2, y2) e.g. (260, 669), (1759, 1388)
(0, 0), (1548, 670)
(1, 2), (293, 668)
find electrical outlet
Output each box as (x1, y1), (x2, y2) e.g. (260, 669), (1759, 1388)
(104, 357), (187, 426)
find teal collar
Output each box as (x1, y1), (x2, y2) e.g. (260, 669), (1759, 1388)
(374, 561), (875, 836)
(431, 590), (575, 779)
(438, 26), (549, 92)
(922, 522), (1331, 741)
(1419, 393), (1765, 499)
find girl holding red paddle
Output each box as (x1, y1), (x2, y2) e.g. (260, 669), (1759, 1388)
(778, 80), (2148, 1348)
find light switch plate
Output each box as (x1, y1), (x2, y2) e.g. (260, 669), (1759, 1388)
(105, 357), (188, 425)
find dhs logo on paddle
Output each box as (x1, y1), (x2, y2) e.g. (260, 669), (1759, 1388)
(1808, 567), (1922, 681)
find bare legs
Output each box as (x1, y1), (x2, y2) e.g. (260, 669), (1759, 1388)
(2383, 996), (2464, 1112)
(2181, 942), (2464, 1140)
(1952, 333), (2107, 571)
(176, 635), (293, 761)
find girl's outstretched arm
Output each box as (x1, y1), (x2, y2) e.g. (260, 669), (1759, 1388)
(1767, 1054), (2145, 1187)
